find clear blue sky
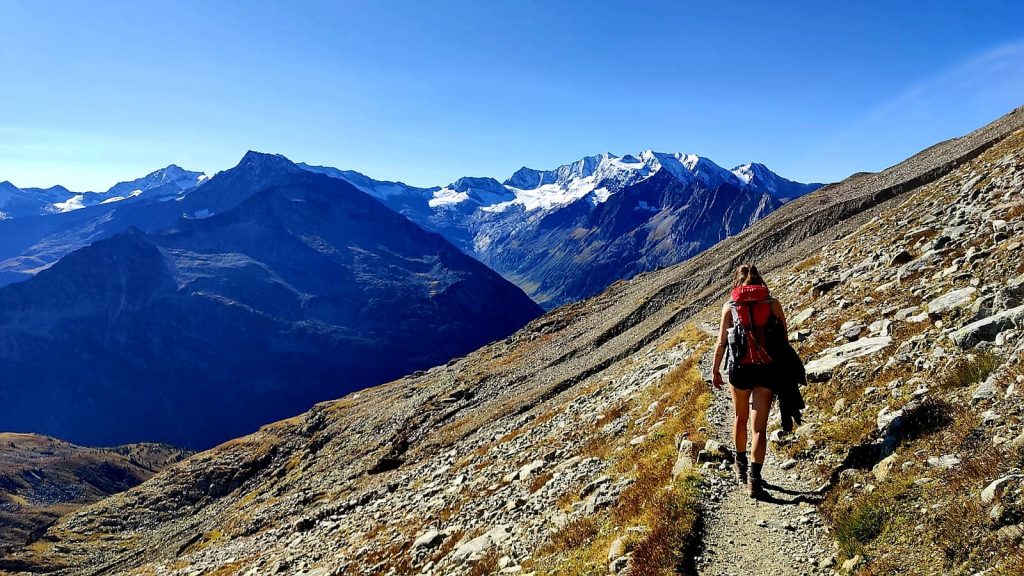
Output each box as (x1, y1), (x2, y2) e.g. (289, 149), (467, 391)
(2, 0), (1023, 191)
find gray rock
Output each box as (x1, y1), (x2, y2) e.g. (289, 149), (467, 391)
(788, 329), (810, 342)
(889, 250), (913, 266)
(995, 524), (1024, 542)
(894, 306), (920, 321)
(672, 452), (694, 479)
(833, 398), (847, 413)
(927, 454), (961, 469)
(805, 336), (893, 381)
(950, 304), (1024, 348)
(877, 406), (904, 432)
(981, 475), (1021, 504)
(812, 280), (840, 298)
(791, 307), (815, 327)
(609, 555), (630, 574)
(607, 535), (626, 562)
(580, 476), (611, 498)
(841, 554), (863, 573)
(451, 525), (512, 562)
(927, 287), (977, 315)
(972, 375), (999, 403)
(872, 454), (898, 481)
(411, 528), (444, 553)
(840, 324), (865, 341)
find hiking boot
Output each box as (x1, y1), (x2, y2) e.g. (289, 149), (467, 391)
(733, 460), (748, 484)
(748, 474), (766, 499)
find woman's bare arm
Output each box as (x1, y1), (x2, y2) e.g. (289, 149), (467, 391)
(712, 302), (731, 388)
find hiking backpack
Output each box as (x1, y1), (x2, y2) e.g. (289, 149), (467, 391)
(726, 286), (775, 371)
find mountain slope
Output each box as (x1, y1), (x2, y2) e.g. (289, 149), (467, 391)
(5, 108), (1022, 575)
(0, 434), (190, 554)
(0, 169), (542, 450)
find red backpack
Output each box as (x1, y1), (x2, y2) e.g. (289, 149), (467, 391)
(726, 284), (775, 369)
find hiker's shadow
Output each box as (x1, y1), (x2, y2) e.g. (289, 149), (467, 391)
(757, 482), (826, 505)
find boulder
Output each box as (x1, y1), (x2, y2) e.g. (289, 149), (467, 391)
(872, 453), (899, 481)
(972, 375), (998, 403)
(812, 280), (841, 298)
(451, 525), (512, 562)
(841, 554), (863, 573)
(805, 336), (893, 381)
(607, 536), (626, 562)
(926, 454), (961, 469)
(410, 528), (444, 554)
(889, 250), (913, 266)
(672, 441), (695, 479)
(950, 305), (1024, 348)
(927, 287), (977, 315)
(580, 476), (611, 498)
(791, 307), (815, 327)
(840, 324), (865, 341)
(981, 475), (1021, 505)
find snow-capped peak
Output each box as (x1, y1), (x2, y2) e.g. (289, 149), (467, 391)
(730, 162), (822, 203)
(295, 150), (819, 214)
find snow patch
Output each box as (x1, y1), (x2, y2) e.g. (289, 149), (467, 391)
(52, 195), (85, 212)
(429, 188), (471, 208)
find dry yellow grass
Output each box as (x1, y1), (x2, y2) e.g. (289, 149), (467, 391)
(525, 352), (710, 576)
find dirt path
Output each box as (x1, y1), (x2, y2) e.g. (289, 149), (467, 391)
(695, 350), (837, 576)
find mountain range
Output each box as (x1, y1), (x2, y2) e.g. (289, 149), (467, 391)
(0, 433), (190, 553)
(0, 148), (817, 449)
(1, 152), (819, 307)
(301, 152), (821, 307)
(0, 157), (541, 449)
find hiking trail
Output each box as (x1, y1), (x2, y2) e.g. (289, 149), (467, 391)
(696, 348), (837, 576)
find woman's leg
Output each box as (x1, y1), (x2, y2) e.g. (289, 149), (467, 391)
(750, 386), (774, 463)
(730, 386), (751, 453)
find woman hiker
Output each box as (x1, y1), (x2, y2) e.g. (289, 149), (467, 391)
(711, 264), (790, 498)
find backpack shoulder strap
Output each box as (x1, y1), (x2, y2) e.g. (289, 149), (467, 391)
(728, 300), (742, 327)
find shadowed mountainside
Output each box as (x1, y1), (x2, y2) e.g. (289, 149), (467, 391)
(0, 169), (542, 450)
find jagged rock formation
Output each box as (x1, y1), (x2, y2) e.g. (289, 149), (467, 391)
(0, 167), (541, 450)
(0, 434), (190, 553)
(3, 106), (1024, 576)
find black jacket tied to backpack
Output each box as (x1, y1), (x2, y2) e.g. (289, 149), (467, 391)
(764, 316), (806, 432)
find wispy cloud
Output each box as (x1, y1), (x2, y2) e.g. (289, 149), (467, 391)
(807, 40), (1024, 179)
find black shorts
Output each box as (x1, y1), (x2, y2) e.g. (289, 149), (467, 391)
(729, 363), (776, 391)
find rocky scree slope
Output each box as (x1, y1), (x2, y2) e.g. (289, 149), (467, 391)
(0, 434), (189, 554)
(724, 123), (1024, 575)
(4, 106), (1024, 575)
